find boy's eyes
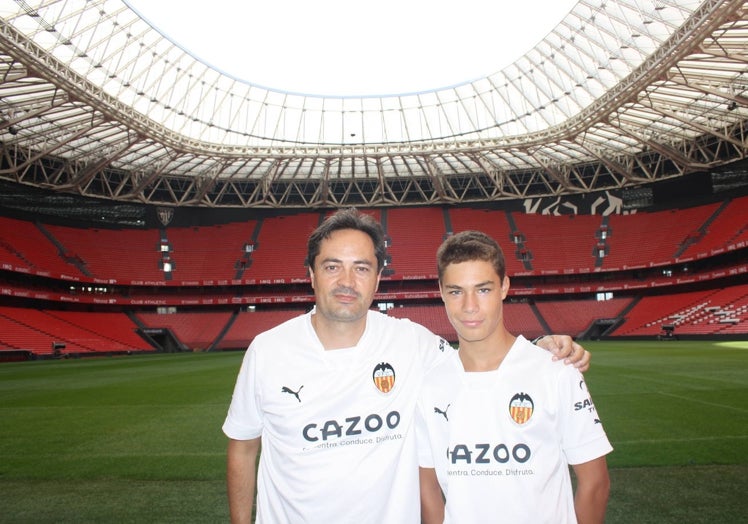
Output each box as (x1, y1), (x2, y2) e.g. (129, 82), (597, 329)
(447, 288), (492, 295)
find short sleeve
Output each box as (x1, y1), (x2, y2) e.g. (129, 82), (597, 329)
(418, 329), (454, 374)
(222, 344), (264, 440)
(558, 366), (613, 465)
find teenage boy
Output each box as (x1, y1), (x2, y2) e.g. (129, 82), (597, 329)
(418, 231), (612, 524)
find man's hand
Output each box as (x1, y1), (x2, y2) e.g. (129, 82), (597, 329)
(535, 335), (590, 372)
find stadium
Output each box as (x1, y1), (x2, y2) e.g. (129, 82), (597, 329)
(0, 0), (746, 522)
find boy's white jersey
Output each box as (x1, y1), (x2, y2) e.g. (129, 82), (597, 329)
(223, 309), (452, 523)
(416, 335), (612, 524)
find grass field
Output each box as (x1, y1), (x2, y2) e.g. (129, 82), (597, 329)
(1, 340), (746, 523)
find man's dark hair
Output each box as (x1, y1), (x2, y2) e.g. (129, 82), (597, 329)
(436, 230), (506, 282)
(305, 208), (386, 272)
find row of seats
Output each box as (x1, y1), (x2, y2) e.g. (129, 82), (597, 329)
(2, 197), (746, 284)
(611, 282), (748, 336)
(0, 307), (150, 355)
(3, 283), (743, 356)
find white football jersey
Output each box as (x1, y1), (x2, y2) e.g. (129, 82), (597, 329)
(224, 310), (452, 523)
(416, 335), (612, 524)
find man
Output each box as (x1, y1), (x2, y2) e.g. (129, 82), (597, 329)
(417, 231), (611, 523)
(223, 209), (590, 523)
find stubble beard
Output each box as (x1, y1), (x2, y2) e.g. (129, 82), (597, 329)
(319, 287), (369, 324)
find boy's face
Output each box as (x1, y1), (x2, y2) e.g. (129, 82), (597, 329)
(439, 259), (509, 346)
(309, 228), (381, 325)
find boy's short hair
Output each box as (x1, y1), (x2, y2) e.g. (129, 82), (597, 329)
(305, 208), (386, 271)
(437, 230), (506, 282)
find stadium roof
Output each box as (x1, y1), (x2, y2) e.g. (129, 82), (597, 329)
(0, 0), (746, 208)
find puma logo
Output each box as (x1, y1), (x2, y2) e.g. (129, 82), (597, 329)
(434, 404), (450, 421)
(282, 385), (304, 402)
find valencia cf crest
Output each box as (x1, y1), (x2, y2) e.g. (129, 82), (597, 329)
(509, 392), (534, 425)
(372, 362), (396, 393)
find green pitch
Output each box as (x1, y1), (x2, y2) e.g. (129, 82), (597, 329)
(1, 340), (746, 523)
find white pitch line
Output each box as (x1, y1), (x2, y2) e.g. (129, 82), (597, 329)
(614, 434), (747, 445)
(656, 390), (748, 413)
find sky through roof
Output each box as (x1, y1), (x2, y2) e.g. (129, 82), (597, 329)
(126, 0), (578, 97)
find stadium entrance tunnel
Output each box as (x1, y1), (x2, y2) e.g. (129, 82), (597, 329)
(138, 327), (184, 352)
(580, 318), (624, 340)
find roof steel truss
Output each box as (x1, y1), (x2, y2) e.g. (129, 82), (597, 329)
(0, 0), (745, 208)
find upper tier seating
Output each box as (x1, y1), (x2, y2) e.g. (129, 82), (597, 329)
(246, 213), (320, 282)
(0, 217), (87, 278)
(385, 207), (445, 278)
(449, 208), (525, 274)
(512, 213), (603, 272)
(678, 198), (748, 259)
(46, 225), (164, 282)
(164, 221), (257, 282)
(1, 197), (746, 285)
(602, 204), (720, 269)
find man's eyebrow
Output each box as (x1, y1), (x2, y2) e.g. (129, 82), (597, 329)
(319, 257), (342, 264)
(319, 257), (374, 266)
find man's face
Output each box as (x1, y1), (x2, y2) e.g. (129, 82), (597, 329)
(440, 259), (509, 346)
(309, 228), (381, 325)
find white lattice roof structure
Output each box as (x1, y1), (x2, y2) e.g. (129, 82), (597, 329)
(0, 0), (746, 207)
